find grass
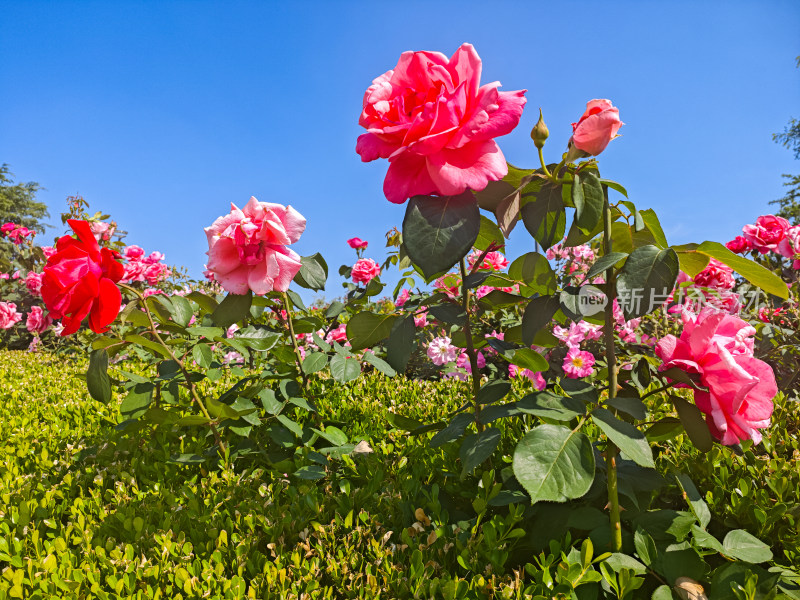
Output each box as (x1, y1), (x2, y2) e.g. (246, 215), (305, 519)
(1, 349), (799, 599)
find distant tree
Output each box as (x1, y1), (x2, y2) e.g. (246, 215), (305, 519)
(0, 164), (49, 233)
(769, 57), (800, 224)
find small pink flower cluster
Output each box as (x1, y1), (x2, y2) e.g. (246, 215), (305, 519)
(120, 245), (171, 286)
(0, 222), (36, 245)
(89, 221), (116, 243)
(727, 215), (800, 269)
(467, 250), (509, 272)
(546, 243), (596, 278)
(657, 308), (776, 445)
(670, 260), (740, 316)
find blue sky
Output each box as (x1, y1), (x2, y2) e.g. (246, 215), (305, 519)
(2, 1), (798, 298)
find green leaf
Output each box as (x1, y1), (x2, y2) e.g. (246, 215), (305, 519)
(722, 530), (773, 563)
(346, 311), (396, 351)
(329, 354), (361, 383)
(474, 215), (504, 251)
(696, 240), (789, 299)
(508, 252), (556, 293)
(592, 408), (654, 468)
(460, 428), (501, 473)
(302, 352), (328, 375)
(676, 473), (711, 529)
(187, 326), (224, 338)
(294, 253), (328, 291)
(211, 292), (253, 329)
(386, 314), (416, 374)
(676, 250), (711, 278)
(475, 380), (511, 406)
(691, 525), (724, 552)
(294, 465), (326, 480)
(402, 191), (480, 280)
(186, 291), (219, 314)
(605, 396), (647, 420)
(599, 178), (628, 198)
(572, 171), (604, 234)
(124, 334), (173, 358)
(521, 182), (566, 250)
(119, 383), (152, 418)
(168, 453), (206, 464)
(671, 395), (712, 453)
(517, 391), (586, 422)
(586, 252), (628, 280)
(510, 348), (548, 373)
(168, 295), (193, 327)
(313, 426), (348, 447)
(234, 326), (280, 351)
(362, 351), (397, 377)
(86, 349), (111, 403)
(192, 343), (213, 368)
(512, 424), (595, 503)
(616, 245), (679, 318)
(325, 301), (345, 319)
(522, 295), (560, 346)
(206, 396), (241, 420)
(638, 209), (668, 248)
(430, 413), (474, 448)
(645, 417), (683, 442)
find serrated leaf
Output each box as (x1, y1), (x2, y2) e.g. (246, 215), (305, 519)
(346, 311), (396, 351)
(521, 182), (566, 250)
(616, 244), (679, 318)
(592, 408), (654, 468)
(722, 529), (772, 563)
(402, 192), (480, 281)
(211, 292), (253, 329)
(329, 354), (361, 383)
(512, 424), (595, 503)
(302, 352), (328, 374)
(460, 428), (501, 473)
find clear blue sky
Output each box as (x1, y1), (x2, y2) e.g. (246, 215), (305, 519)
(2, 1), (798, 297)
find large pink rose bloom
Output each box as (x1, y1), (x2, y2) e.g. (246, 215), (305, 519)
(356, 43), (527, 204)
(656, 309), (775, 445)
(351, 258), (381, 285)
(742, 215), (789, 254)
(205, 197), (306, 295)
(569, 99), (623, 156)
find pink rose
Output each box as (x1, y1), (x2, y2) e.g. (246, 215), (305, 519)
(0, 273), (8, 280)
(468, 250), (509, 271)
(777, 225), (800, 260)
(0, 223), (15, 235)
(347, 237), (368, 250)
(509, 365), (546, 390)
(656, 309), (775, 445)
(25, 306), (52, 334)
(25, 271), (44, 297)
(124, 245), (145, 261)
(90, 221), (114, 242)
(351, 258), (381, 285)
(413, 311), (428, 328)
(356, 43), (527, 204)
(395, 288), (410, 307)
(742, 215), (789, 254)
(725, 235), (750, 254)
(144, 251), (165, 265)
(41, 246), (56, 259)
(569, 99), (624, 156)
(563, 348), (595, 378)
(326, 323), (348, 344)
(427, 336), (458, 366)
(204, 196), (306, 295)
(693, 258), (735, 290)
(0, 302), (22, 329)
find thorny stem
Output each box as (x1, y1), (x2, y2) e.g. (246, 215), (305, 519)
(282, 292), (308, 388)
(120, 284), (227, 457)
(460, 259), (484, 432)
(602, 189), (622, 552)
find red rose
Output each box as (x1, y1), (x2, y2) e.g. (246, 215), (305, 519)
(42, 219), (125, 335)
(725, 235), (750, 254)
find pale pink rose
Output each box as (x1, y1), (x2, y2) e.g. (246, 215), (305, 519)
(24, 271), (44, 297)
(142, 288), (163, 298)
(777, 226), (800, 260)
(725, 236), (750, 254)
(656, 308), (775, 445)
(0, 302), (22, 329)
(25, 306), (52, 334)
(144, 263), (169, 286)
(427, 336), (458, 366)
(12, 270), (20, 280)
(40, 246), (56, 259)
(468, 250), (510, 271)
(693, 258), (735, 290)
(356, 43), (526, 204)
(351, 258), (381, 285)
(395, 288), (410, 307)
(509, 365), (546, 390)
(123, 245), (145, 260)
(414, 311), (428, 328)
(563, 348), (595, 378)
(569, 99), (624, 156)
(143, 251), (165, 265)
(205, 197), (306, 295)
(89, 221), (115, 242)
(347, 237), (368, 250)
(742, 215), (789, 254)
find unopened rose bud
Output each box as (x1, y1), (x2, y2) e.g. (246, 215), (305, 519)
(531, 108), (549, 149)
